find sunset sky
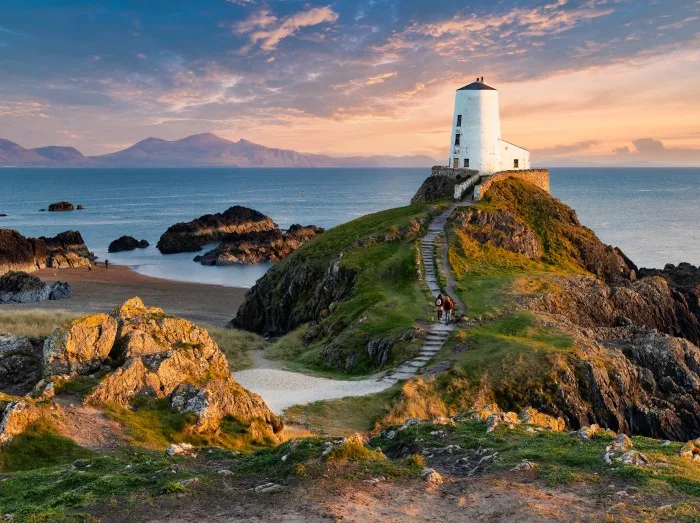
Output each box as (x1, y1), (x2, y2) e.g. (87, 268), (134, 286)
(1, 0), (699, 165)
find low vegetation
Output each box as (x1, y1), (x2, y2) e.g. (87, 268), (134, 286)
(264, 202), (444, 375)
(202, 325), (260, 371)
(0, 309), (80, 337)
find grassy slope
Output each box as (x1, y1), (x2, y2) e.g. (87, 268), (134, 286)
(266, 202), (445, 376)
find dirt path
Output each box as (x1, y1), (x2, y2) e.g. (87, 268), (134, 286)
(53, 395), (125, 451)
(236, 198), (474, 412)
(0, 264), (247, 327)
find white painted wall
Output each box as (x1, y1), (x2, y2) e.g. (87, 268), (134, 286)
(499, 140), (530, 170)
(447, 82), (530, 174)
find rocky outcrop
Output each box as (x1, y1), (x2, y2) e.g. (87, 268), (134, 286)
(0, 271), (70, 304)
(40, 230), (93, 268)
(108, 236), (149, 252)
(232, 255), (357, 336)
(523, 274), (700, 346)
(43, 313), (118, 376)
(453, 207), (543, 259)
(48, 202), (75, 211)
(451, 179), (637, 283)
(0, 335), (44, 395)
(0, 297), (282, 445)
(195, 225), (324, 266)
(156, 206), (276, 254)
(0, 400), (45, 446)
(0, 229), (48, 274)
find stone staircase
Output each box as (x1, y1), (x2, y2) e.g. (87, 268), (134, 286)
(380, 207), (458, 384)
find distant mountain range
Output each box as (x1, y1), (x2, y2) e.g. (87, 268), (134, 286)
(0, 133), (437, 168)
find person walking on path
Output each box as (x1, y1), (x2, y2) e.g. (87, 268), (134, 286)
(105, 259), (109, 269)
(435, 293), (444, 322)
(88, 262), (92, 271)
(444, 295), (454, 325)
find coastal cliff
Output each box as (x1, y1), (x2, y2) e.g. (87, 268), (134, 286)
(233, 176), (700, 439)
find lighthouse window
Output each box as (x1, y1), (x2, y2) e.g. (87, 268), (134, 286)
(514, 159), (519, 168)
(465, 159), (470, 168)
(454, 134), (460, 146)
(456, 115), (462, 127)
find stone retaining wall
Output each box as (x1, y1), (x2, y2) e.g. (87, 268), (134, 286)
(474, 169), (549, 200)
(453, 174), (481, 200)
(431, 166), (479, 180)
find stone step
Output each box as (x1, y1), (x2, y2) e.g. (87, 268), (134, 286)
(389, 372), (415, 380)
(406, 360), (427, 369)
(414, 356), (432, 362)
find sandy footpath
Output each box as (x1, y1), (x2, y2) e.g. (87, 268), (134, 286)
(0, 264), (247, 327)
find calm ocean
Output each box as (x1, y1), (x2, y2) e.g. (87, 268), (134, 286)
(0, 167), (698, 287)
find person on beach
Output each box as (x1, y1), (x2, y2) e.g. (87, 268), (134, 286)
(88, 262), (92, 271)
(105, 259), (109, 269)
(435, 293), (444, 322)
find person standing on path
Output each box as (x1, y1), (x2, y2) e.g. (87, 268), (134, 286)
(105, 259), (109, 269)
(435, 293), (444, 322)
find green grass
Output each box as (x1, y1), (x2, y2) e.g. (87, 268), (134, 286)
(0, 309), (81, 337)
(265, 203), (441, 375)
(283, 386), (402, 436)
(104, 398), (274, 451)
(374, 418), (700, 499)
(0, 445), (199, 521)
(0, 420), (92, 472)
(199, 325), (260, 372)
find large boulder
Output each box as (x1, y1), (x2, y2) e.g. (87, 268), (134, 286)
(108, 236), (149, 253)
(156, 206), (277, 254)
(0, 335), (44, 395)
(0, 271), (70, 304)
(42, 313), (118, 376)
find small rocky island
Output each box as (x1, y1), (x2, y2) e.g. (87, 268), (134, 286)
(108, 235), (149, 252)
(157, 205), (323, 265)
(47, 202), (75, 212)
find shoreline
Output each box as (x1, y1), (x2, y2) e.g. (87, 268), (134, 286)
(0, 264), (248, 327)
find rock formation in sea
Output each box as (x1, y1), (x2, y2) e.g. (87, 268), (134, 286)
(48, 202), (75, 212)
(0, 228), (93, 274)
(0, 297), (282, 446)
(108, 235), (149, 253)
(156, 206), (277, 254)
(0, 271), (70, 304)
(195, 224), (324, 265)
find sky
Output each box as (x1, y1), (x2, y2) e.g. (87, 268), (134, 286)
(1, 0), (699, 165)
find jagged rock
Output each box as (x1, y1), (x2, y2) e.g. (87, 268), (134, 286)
(411, 172), (478, 204)
(518, 407), (565, 431)
(608, 434), (634, 453)
(367, 329), (420, 366)
(615, 450), (649, 467)
(76, 204), (85, 210)
(0, 271), (70, 304)
(511, 459), (537, 471)
(108, 236), (149, 252)
(156, 206), (277, 254)
(0, 229), (48, 274)
(48, 201), (74, 212)
(0, 335), (44, 395)
(75, 297), (283, 435)
(43, 313), (118, 376)
(196, 225), (323, 266)
(0, 400), (45, 446)
(453, 207), (543, 259)
(41, 230), (93, 268)
(421, 467), (443, 484)
(166, 442), (196, 457)
(679, 439), (700, 461)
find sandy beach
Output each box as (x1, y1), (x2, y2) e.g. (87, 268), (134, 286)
(0, 264), (248, 326)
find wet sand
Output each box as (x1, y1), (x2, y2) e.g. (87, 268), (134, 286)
(0, 264), (248, 326)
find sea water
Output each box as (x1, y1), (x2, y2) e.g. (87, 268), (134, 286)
(0, 167), (698, 286)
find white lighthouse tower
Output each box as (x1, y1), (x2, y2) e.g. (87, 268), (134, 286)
(447, 77), (529, 174)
